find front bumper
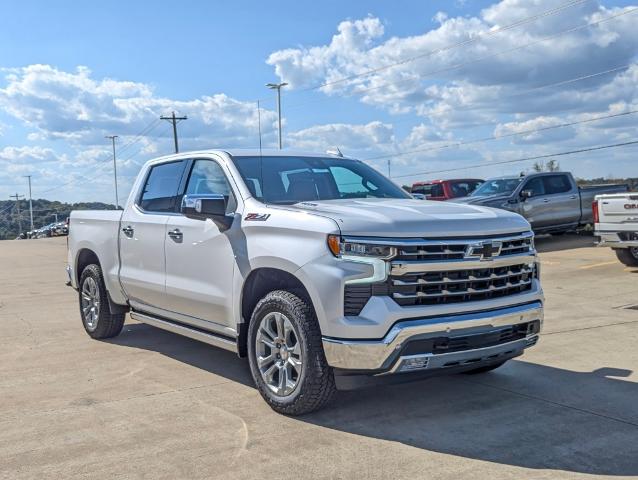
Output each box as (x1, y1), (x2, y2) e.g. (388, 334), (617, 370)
(596, 231), (638, 248)
(322, 301), (542, 374)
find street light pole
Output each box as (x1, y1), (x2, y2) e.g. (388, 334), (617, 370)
(266, 82), (288, 149)
(105, 135), (119, 208)
(24, 175), (34, 232)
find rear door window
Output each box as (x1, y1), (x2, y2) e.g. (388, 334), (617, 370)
(139, 161), (186, 213)
(543, 175), (572, 194)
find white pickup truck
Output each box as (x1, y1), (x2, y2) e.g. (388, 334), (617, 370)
(594, 192), (638, 266)
(67, 150), (544, 415)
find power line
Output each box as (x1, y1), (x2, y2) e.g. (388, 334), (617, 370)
(391, 140), (638, 179)
(9, 193), (25, 235)
(36, 117), (163, 196)
(303, 0), (592, 92)
(285, 6), (637, 111)
(254, 0), (591, 106)
(160, 111), (188, 153)
(365, 108), (638, 161)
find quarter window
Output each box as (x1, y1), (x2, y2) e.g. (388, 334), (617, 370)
(139, 161), (186, 213)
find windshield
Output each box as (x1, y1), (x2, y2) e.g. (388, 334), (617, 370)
(231, 156), (410, 204)
(472, 178), (522, 197)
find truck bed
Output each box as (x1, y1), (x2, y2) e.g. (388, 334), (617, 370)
(67, 210), (124, 302)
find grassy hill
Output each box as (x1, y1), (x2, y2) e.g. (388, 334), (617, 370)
(0, 199), (117, 240)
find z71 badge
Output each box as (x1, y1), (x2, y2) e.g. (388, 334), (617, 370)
(244, 213), (271, 221)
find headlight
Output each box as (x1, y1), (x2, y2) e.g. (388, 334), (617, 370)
(327, 235), (393, 284)
(327, 235), (396, 259)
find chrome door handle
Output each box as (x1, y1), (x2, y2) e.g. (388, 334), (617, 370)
(569, 195), (577, 199)
(122, 225), (134, 237)
(167, 228), (183, 240)
(542, 199), (550, 203)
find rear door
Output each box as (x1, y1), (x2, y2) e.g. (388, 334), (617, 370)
(119, 160), (187, 310)
(162, 158), (240, 331)
(542, 174), (580, 227)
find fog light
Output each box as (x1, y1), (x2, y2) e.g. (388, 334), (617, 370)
(399, 356), (429, 372)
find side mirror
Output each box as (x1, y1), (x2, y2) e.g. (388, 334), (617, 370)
(181, 194), (227, 219)
(520, 189), (533, 200)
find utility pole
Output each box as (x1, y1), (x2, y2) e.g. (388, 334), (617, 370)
(105, 135), (119, 208)
(387, 159), (392, 178)
(266, 82), (288, 149)
(160, 111), (187, 153)
(9, 193), (24, 236)
(23, 175), (34, 232)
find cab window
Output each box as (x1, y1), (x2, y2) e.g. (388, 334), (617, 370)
(139, 161), (186, 213)
(543, 175), (571, 194)
(184, 159), (236, 213)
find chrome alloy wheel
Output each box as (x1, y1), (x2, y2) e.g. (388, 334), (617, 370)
(81, 276), (100, 331)
(255, 312), (303, 397)
(631, 247), (638, 259)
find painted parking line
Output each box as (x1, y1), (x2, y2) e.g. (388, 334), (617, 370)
(579, 261), (619, 270)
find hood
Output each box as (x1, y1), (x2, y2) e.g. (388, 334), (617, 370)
(452, 194), (512, 205)
(286, 198), (530, 237)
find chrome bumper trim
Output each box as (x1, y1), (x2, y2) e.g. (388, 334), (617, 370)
(322, 302), (543, 371)
(596, 231), (638, 248)
(390, 253), (536, 275)
(385, 336), (536, 374)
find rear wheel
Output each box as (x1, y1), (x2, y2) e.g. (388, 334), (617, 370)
(615, 248), (638, 267)
(79, 264), (125, 339)
(247, 290), (336, 415)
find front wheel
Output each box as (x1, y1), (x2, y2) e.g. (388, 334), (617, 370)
(79, 264), (125, 339)
(615, 248), (638, 267)
(247, 290), (336, 415)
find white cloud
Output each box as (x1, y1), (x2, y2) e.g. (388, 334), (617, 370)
(0, 64), (278, 148)
(267, 2), (638, 122)
(287, 121), (394, 153)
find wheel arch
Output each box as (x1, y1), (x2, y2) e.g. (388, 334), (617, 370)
(75, 248), (129, 315)
(237, 267), (314, 357)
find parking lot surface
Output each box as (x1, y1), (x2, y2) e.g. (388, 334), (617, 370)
(1, 235), (637, 479)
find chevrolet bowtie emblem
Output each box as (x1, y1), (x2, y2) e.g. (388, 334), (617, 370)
(466, 240), (503, 260)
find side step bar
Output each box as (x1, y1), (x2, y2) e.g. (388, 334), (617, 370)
(130, 310), (238, 353)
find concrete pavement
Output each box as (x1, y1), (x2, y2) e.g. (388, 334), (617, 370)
(1, 235), (637, 479)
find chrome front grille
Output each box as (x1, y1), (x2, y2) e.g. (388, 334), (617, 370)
(393, 232), (534, 262)
(389, 232), (536, 307)
(391, 263), (535, 307)
(343, 231), (537, 315)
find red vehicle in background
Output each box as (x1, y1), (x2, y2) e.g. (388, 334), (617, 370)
(411, 179), (483, 201)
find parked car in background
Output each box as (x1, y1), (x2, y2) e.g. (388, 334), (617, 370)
(454, 172), (628, 234)
(67, 149), (543, 415)
(411, 179), (483, 201)
(594, 192), (638, 266)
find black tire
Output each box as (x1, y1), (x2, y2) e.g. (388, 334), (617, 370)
(615, 248), (638, 267)
(78, 264), (125, 339)
(247, 290), (337, 415)
(463, 360), (507, 374)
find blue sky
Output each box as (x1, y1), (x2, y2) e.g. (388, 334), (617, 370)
(0, 0), (637, 203)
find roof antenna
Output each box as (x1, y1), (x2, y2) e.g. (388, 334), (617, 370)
(257, 100), (264, 201)
(257, 100), (263, 155)
(326, 147), (343, 157)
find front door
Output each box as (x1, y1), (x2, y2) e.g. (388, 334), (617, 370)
(163, 158), (239, 331)
(119, 160), (187, 310)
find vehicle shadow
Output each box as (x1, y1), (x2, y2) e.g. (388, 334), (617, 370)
(109, 323), (638, 476)
(535, 232), (595, 253)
